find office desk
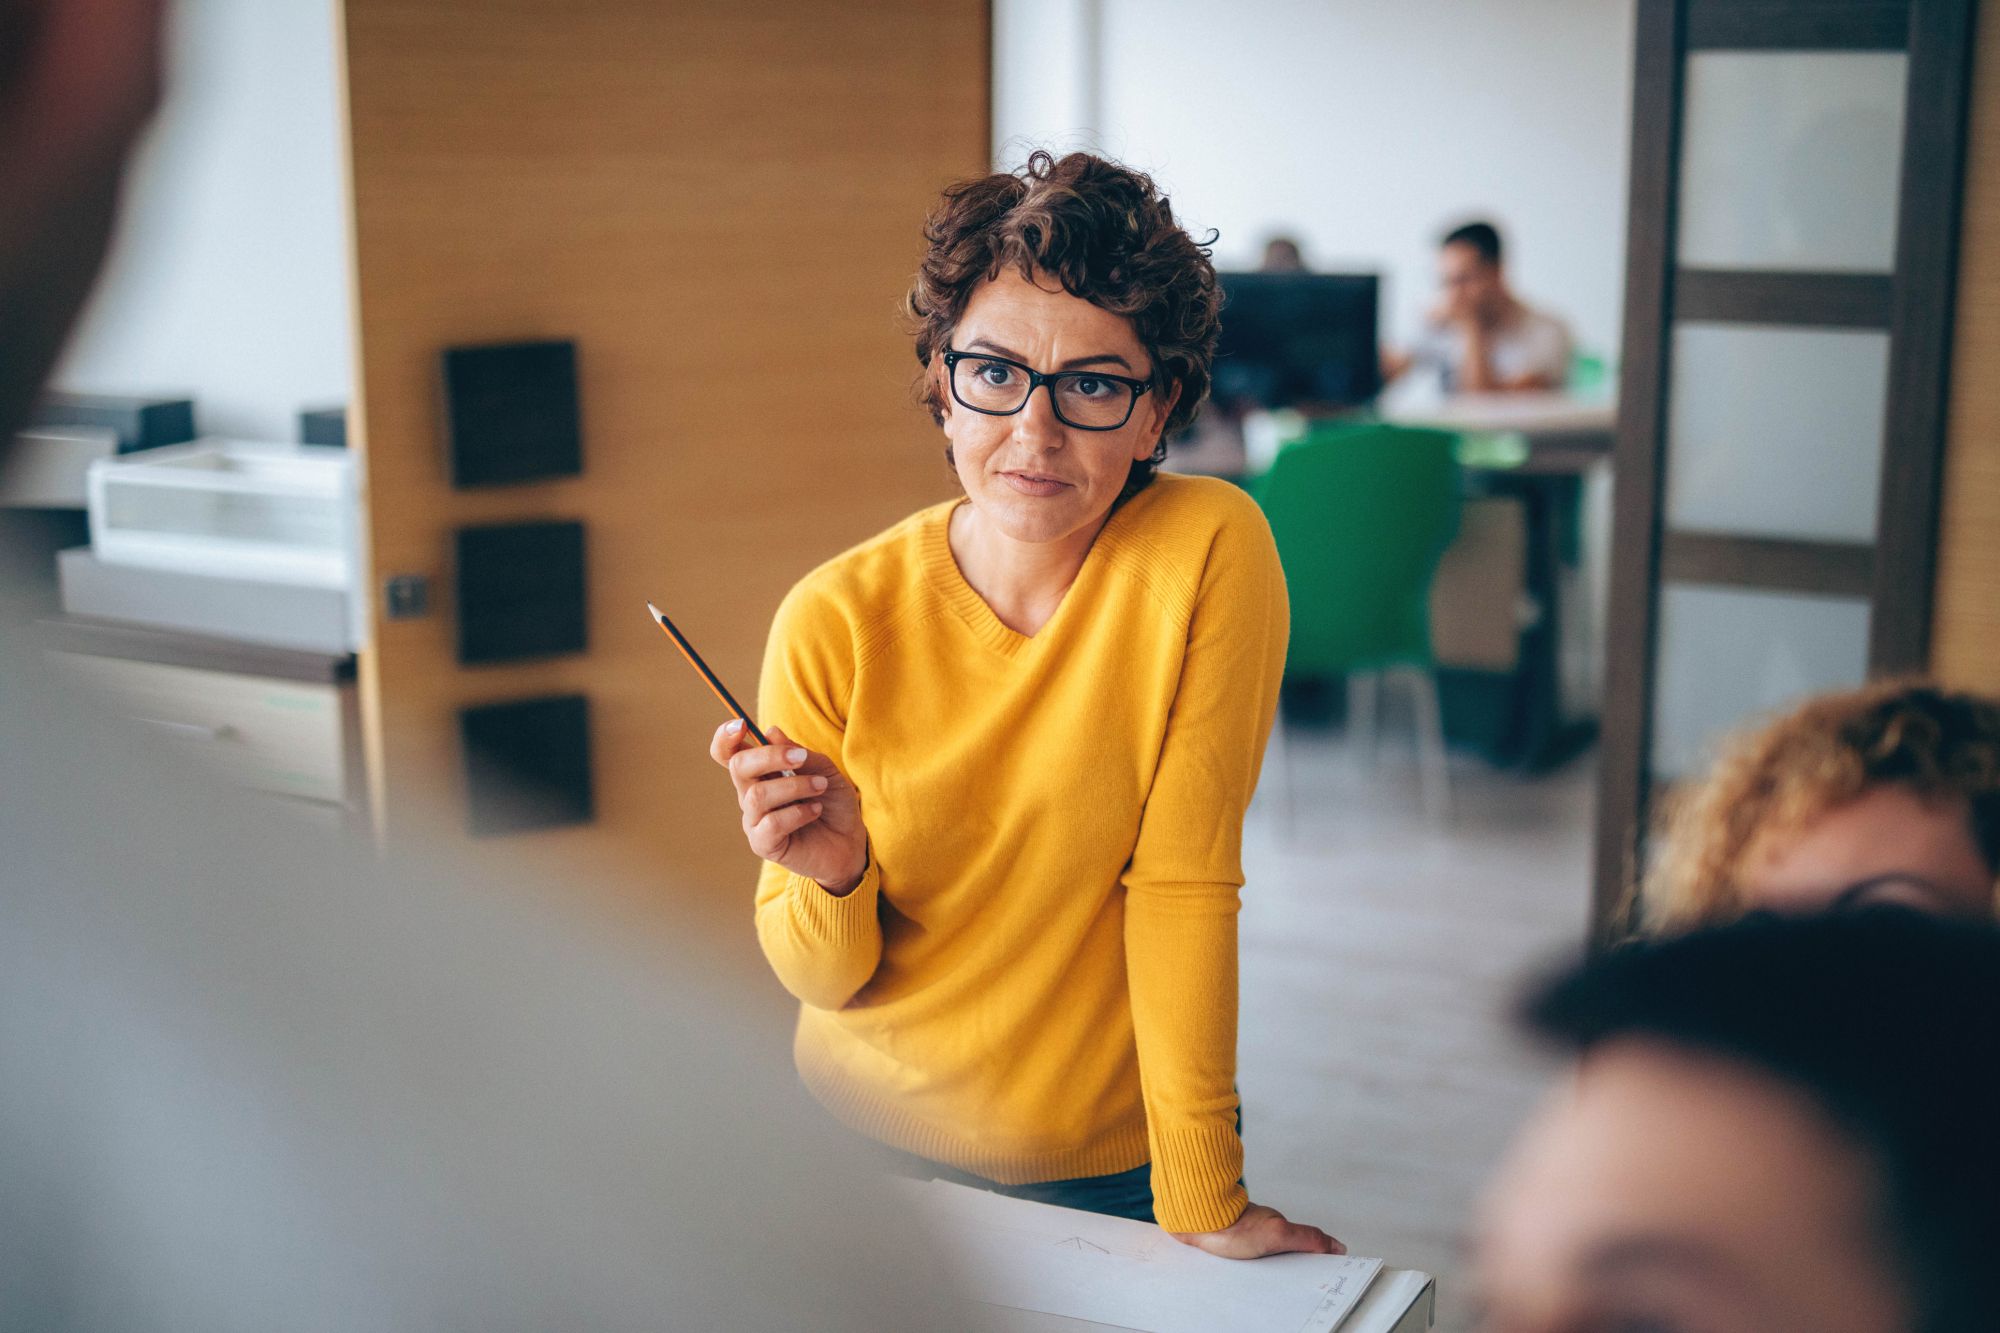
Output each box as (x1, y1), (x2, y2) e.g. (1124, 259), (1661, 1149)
(1171, 395), (1613, 768)
(1384, 394), (1612, 768)
(1382, 391), (1613, 474)
(1381, 389), (1614, 436)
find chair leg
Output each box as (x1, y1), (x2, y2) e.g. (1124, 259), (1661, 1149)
(1408, 666), (1451, 823)
(1347, 671), (1380, 770)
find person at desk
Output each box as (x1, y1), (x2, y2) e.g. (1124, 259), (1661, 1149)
(709, 150), (1340, 1260)
(1259, 234), (1306, 272)
(1385, 220), (1573, 394)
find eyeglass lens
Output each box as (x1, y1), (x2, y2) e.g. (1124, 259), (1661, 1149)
(951, 355), (1138, 429)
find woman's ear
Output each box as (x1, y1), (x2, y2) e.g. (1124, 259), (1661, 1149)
(930, 355), (953, 422)
(1135, 380), (1183, 457)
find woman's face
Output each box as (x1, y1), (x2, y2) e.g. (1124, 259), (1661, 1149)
(1738, 784), (1995, 918)
(937, 268), (1178, 548)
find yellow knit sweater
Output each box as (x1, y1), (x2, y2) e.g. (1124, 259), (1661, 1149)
(752, 472), (1288, 1233)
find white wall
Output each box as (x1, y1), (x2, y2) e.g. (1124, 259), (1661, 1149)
(54, 0), (351, 442)
(993, 0), (1637, 358)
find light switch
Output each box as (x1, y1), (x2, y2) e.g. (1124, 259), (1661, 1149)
(384, 573), (431, 620)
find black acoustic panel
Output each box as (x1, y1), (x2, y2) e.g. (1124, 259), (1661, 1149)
(460, 694), (594, 836)
(442, 339), (582, 487)
(455, 519), (587, 665)
(299, 405), (347, 447)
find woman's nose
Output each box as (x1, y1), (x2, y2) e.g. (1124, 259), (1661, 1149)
(1013, 384), (1066, 445)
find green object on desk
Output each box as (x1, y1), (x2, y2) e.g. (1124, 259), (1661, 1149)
(1453, 429), (1530, 471)
(1569, 350), (1611, 395)
(1253, 422), (1460, 674)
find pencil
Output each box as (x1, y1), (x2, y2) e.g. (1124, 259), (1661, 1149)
(647, 601), (795, 778)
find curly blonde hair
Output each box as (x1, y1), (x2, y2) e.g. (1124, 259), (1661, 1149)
(1644, 679), (2000, 930)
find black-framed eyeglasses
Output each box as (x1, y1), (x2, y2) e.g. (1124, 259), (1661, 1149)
(941, 346), (1154, 431)
(1825, 874), (1968, 915)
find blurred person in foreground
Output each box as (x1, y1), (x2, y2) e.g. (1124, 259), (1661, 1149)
(1644, 680), (2000, 930)
(709, 150), (1336, 1259)
(1384, 220), (1572, 394)
(0, 3), (954, 1328)
(1476, 910), (2000, 1333)
(0, 0), (164, 439)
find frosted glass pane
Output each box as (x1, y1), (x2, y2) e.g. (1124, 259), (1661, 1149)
(1666, 323), (1888, 542)
(1651, 584), (1870, 781)
(1679, 52), (1905, 271)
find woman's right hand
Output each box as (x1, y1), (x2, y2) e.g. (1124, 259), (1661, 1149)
(710, 721), (870, 894)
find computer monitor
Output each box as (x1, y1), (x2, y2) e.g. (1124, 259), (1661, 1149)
(1209, 271), (1381, 411)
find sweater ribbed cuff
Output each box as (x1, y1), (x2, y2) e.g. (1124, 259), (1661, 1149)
(1149, 1121), (1249, 1233)
(787, 855), (880, 943)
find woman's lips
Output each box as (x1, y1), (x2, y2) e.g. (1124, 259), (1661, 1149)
(1001, 471), (1069, 497)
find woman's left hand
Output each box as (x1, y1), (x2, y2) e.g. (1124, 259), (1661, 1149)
(1170, 1202), (1344, 1260)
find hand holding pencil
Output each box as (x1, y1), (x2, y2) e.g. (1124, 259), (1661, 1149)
(648, 600), (870, 896)
(710, 720), (869, 896)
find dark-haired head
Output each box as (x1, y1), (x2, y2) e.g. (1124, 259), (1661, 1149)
(1484, 910), (2000, 1333)
(1442, 219), (1503, 267)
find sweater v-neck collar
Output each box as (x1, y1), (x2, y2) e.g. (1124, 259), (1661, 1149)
(924, 497), (1132, 657)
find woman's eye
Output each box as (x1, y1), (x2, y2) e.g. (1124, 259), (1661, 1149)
(976, 362), (1016, 386)
(1071, 376), (1109, 397)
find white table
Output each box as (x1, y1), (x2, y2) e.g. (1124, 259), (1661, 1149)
(906, 1180), (1435, 1333)
(975, 1267), (1435, 1332)
(1380, 389), (1615, 437)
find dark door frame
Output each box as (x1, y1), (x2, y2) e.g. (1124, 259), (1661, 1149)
(1591, 0), (1980, 945)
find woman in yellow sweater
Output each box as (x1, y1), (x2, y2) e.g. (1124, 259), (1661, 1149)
(709, 151), (1336, 1258)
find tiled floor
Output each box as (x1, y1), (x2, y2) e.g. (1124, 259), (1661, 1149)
(1237, 725), (1595, 1332)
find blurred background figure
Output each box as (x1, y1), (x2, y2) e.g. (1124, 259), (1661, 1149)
(1476, 911), (2000, 1333)
(1384, 221), (1574, 394)
(1643, 680), (2000, 929)
(1259, 234), (1307, 272)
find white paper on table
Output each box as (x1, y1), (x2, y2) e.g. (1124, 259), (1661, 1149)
(902, 1180), (1385, 1333)
(1338, 1268), (1434, 1333)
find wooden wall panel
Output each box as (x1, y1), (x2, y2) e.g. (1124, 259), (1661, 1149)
(1933, 6), (2000, 688)
(340, 2), (988, 912)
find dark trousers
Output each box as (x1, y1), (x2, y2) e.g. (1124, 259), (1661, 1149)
(909, 1157), (1157, 1222)
(886, 1101), (1245, 1227)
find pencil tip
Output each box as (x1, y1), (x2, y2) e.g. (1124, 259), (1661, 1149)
(645, 601), (663, 621)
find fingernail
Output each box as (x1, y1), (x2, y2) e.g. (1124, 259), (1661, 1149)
(811, 776), (828, 792)
(786, 748), (808, 764)
(810, 802), (823, 815)
(725, 719), (744, 734)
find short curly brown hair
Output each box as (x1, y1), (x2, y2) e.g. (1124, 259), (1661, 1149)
(1644, 679), (2000, 930)
(904, 150), (1221, 499)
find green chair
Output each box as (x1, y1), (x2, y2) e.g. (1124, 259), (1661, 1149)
(1254, 422), (1461, 823)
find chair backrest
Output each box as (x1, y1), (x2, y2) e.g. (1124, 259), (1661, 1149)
(1255, 423), (1461, 675)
